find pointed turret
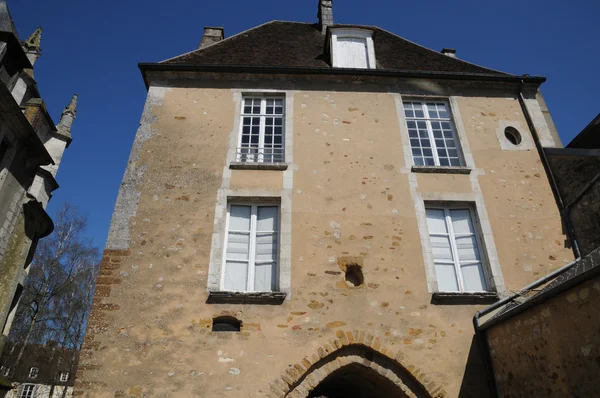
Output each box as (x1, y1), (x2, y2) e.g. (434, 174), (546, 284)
(0, 0), (19, 39)
(22, 27), (42, 66)
(57, 94), (77, 146)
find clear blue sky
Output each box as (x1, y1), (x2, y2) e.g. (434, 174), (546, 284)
(8, 0), (600, 248)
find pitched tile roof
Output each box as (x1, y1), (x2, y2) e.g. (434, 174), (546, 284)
(161, 21), (510, 77)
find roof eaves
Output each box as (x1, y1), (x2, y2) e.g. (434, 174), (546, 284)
(139, 62), (545, 90)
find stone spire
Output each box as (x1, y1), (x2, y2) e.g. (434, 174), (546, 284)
(57, 94), (77, 145)
(22, 27), (42, 66)
(0, 0), (19, 39)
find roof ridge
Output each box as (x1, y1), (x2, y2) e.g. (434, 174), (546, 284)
(160, 20), (312, 64)
(372, 25), (513, 76)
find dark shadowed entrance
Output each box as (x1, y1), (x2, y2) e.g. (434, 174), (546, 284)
(308, 363), (408, 398)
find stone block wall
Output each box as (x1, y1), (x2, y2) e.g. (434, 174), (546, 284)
(485, 271), (600, 397)
(75, 77), (573, 397)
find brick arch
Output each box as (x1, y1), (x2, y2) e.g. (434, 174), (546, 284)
(266, 329), (447, 398)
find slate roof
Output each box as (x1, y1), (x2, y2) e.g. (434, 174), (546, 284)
(0, 0), (18, 39)
(161, 21), (510, 77)
(567, 113), (600, 149)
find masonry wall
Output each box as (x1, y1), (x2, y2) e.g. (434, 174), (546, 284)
(485, 272), (600, 397)
(545, 151), (600, 256)
(76, 77), (573, 397)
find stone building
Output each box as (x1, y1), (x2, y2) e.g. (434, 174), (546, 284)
(0, 0), (78, 356)
(1, 341), (78, 398)
(76, 1), (575, 397)
(476, 115), (600, 397)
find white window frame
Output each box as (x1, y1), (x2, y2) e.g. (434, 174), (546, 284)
(28, 367), (39, 379)
(20, 384), (35, 398)
(330, 28), (376, 69)
(59, 371), (69, 382)
(426, 205), (490, 293)
(220, 203), (281, 292)
(403, 100), (465, 167)
(237, 96), (285, 163)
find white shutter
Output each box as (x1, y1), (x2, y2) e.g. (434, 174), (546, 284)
(254, 206), (278, 291)
(224, 206), (251, 291)
(337, 37), (368, 68)
(450, 209), (486, 291)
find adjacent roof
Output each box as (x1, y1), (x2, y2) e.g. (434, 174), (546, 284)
(567, 113), (600, 149)
(161, 21), (510, 77)
(0, 0), (18, 39)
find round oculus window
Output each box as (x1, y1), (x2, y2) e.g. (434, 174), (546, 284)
(504, 127), (522, 146)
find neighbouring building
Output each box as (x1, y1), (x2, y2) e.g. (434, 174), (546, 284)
(0, 0), (78, 357)
(0, 342), (78, 398)
(76, 2), (576, 397)
(476, 114), (600, 397)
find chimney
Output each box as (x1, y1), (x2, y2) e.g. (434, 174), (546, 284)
(200, 27), (224, 49)
(440, 48), (457, 58)
(318, 0), (333, 35)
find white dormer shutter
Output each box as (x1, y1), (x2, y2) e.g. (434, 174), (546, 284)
(337, 37), (368, 68)
(331, 28), (376, 69)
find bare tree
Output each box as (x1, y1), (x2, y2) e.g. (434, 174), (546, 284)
(2, 203), (99, 395)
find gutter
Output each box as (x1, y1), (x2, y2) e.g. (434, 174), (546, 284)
(472, 79), (584, 397)
(138, 62), (546, 90)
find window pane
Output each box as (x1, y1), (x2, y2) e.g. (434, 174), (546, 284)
(426, 209), (447, 234)
(226, 232), (250, 260)
(257, 206), (278, 231)
(229, 205), (251, 230)
(456, 236), (480, 262)
(435, 262), (459, 291)
(450, 209), (474, 234)
(223, 261), (248, 291)
(254, 262), (277, 291)
(430, 235), (453, 262)
(461, 263), (486, 291)
(255, 233), (278, 262)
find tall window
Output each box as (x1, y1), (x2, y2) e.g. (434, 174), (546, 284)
(222, 204), (279, 292)
(28, 367), (38, 379)
(425, 206), (488, 292)
(20, 385), (35, 398)
(237, 97), (284, 163)
(404, 101), (463, 167)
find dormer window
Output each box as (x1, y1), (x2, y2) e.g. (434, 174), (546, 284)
(330, 28), (376, 69)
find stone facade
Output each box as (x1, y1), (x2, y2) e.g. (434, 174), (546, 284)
(0, 0), (77, 357)
(76, 5), (574, 397)
(477, 115), (600, 398)
(1, 342), (77, 398)
(76, 78), (574, 396)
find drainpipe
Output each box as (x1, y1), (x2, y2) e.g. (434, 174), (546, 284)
(473, 80), (583, 397)
(516, 79), (581, 259)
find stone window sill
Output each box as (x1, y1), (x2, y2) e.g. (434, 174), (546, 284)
(411, 165), (471, 175)
(207, 291), (287, 305)
(431, 292), (499, 305)
(229, 162), (288, 171)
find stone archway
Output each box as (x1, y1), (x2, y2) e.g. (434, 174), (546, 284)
(267, 329), (447, 398)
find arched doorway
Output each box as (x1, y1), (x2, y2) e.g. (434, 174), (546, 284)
(308, 362), (409, 398)
(276, 340), (441, 398)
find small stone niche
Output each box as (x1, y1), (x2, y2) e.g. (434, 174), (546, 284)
(212, 316), (242, 332)
(337, 256), (364, 287)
